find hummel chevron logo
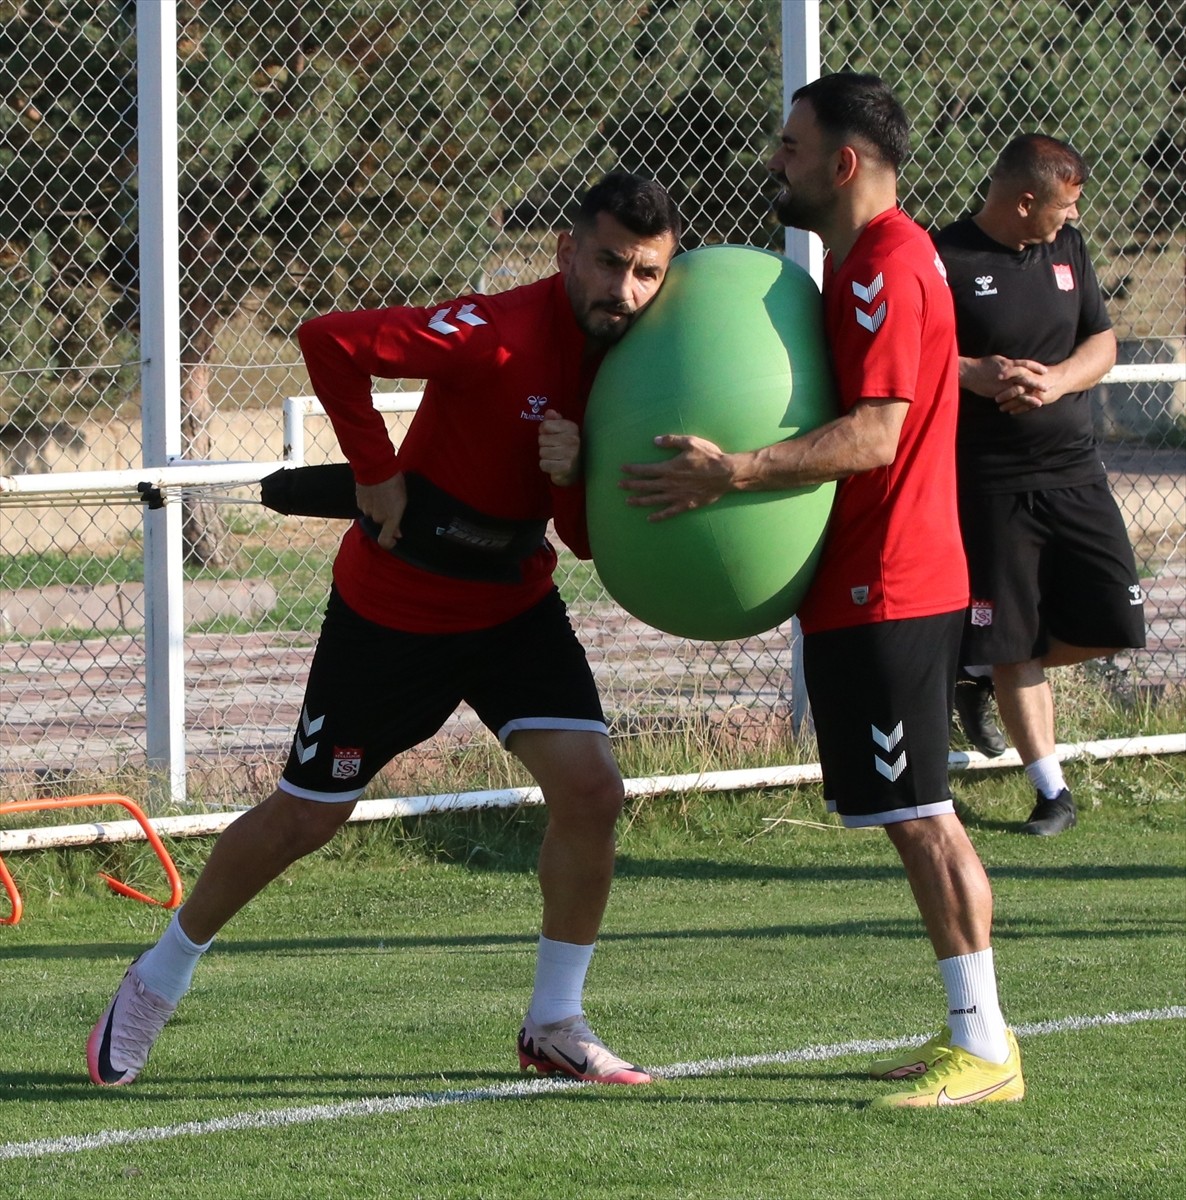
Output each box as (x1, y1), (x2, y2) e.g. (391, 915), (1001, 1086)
(875, 752), (907, 782)
(872, 721), (906, 781)
(294, 705), (324, 764)
(851, 273), (884, 303)
(854, 301), (887, 333)
(427, 304), (487, 335)
(871, 721), (903, 751)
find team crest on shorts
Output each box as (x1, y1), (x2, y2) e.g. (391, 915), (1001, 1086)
(970, 599), (994, 627)
(331, 746), (363, 779)
(850, 586), (870, 605)
(1052, 263), (1075, 291)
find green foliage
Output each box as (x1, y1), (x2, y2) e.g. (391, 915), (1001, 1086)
(1, 1), (784, 429)
(3, 0), (1178, 434)
(0, 1), (139, 419)
(821, 0), (1179, 247)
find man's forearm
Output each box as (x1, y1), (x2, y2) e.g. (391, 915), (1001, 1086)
(1050, 329), (1117, 397)
(732, 398), (907, 492)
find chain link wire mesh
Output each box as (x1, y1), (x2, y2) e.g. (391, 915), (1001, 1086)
(1, 1), (1181, 803)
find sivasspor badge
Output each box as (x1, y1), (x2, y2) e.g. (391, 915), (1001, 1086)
(1052, 264), (1074, 291)
(331, 746), (363, 779)
(970, 600), (994, 627)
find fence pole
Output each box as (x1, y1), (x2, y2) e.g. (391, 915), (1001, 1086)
(137, 1), (186, 806)
(780, 1), (823, 285)
(780, 2), (822, 733)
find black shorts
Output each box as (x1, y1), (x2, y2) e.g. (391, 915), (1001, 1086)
(279, 587), (607, 802)
(803, 611), (962, 827)
(959, 481), (1147, 665)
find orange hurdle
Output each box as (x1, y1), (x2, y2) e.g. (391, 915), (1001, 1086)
(0, 792), (184, 926)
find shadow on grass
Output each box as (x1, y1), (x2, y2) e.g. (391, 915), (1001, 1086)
(613, 858), (1185, 885)
(5, 894), (1182, 965)
(0, 1067), (525, 1104)
(0, 1069), (863, 1110)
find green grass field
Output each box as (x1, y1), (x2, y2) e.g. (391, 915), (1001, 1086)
(1, 751), (1183, 1199)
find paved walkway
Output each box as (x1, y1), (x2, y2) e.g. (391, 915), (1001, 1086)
(3, 447), (1182, 797)
(1, 564), (1181, 800)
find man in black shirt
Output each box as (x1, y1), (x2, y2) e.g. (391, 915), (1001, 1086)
(934, 134), (1146, 835)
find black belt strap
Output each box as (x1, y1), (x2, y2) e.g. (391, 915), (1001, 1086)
(372, 472), (548, 583)
(260, 464), (547, 583)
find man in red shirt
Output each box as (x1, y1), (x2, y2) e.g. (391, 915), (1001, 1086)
(621, 74), (1024, 1107)
(88, 173), (681, 1090)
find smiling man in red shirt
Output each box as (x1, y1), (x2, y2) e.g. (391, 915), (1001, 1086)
(621, 73), (1024, 1108)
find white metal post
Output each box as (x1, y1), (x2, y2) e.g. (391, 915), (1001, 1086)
(781, 2), (822, 735)
(137, 1), (186, 806)
(780, 2), (824, 283)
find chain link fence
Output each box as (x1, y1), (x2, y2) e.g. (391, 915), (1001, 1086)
(1, 1), (1182, 804)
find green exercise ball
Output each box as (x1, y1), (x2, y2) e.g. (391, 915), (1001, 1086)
(585, 244), (837, 640)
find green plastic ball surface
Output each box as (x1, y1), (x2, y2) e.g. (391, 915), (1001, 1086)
(585, 244), (838, 640)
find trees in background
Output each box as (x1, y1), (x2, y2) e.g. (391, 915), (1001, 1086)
(822, 0), (1181, 244)
(1, 0), (779, 560)
(0, 0), (1180, 560)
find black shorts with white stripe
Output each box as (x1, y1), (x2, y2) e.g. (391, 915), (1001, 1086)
(803, 610), (963, 827)
(279, 585), (606, 802)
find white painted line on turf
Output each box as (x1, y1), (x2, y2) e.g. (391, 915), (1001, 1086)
(654, 1005), (1186, 1079)
(2, 1006), (1182, 1161)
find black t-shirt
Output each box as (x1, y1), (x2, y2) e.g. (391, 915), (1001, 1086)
(933, 217), (1113, 492)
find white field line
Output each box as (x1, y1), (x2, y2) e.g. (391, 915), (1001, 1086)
(1, 1006), (1182, 1162)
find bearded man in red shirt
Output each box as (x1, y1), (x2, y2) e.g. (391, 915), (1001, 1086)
(89, 173), (681, 1090)
(621, 74), (1025, 1108)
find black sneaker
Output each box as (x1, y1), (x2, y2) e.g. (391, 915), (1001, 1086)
(1021, 789), (1077, 836)
(953, 672), (1007, 757)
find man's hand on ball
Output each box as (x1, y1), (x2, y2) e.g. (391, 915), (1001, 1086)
(620, 434), (734, 521)
(355, 472), (407, 549)
(539, 409), (582, 486)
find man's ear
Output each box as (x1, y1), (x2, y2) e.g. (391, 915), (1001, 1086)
(556, 229), (575, 274)
(834, 144), (859, 187)
(1016, 190), (1037, 219)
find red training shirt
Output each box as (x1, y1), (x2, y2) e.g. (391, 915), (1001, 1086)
(297, 273), (597, 633)
(796, 207), (969, 634)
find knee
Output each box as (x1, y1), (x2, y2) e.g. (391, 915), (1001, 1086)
(548, 769), (625, 832)
(263, 790), (354, 858)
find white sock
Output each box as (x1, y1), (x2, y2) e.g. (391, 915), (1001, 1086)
(527, 936), (595, 1025)
(939, 948), (1010, 1064)
(962, 664), (993, 679)
(1025, 754), (1066, 800)
(134, 909), (213, 1005)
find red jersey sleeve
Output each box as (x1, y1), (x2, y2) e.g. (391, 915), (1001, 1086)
(827, 257), (926, 406)
(549, 480), (591, 560)
(297, 302), (500, 485)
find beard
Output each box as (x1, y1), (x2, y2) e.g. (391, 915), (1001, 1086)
(772, 188), (829, 233)
(770, 173), (833, 234)
(577, 302), (637, 346)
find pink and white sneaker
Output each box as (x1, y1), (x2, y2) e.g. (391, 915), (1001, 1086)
(87, 960), (177, 1086)
(517, 1013), (652, 1085)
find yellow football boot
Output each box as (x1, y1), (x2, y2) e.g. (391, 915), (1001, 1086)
(872, 1030), (1024, 1108)
(868, 1026), (952, 1080)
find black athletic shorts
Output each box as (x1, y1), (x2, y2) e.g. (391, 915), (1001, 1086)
(959, 481), (1147, 665)
(279, 586), (607, 802)
(803, 611), (962, 827)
